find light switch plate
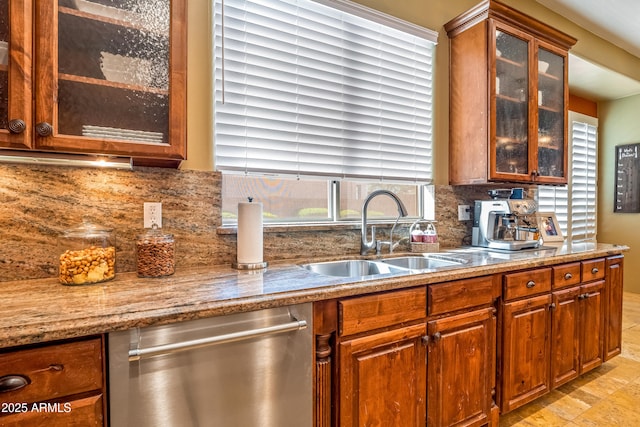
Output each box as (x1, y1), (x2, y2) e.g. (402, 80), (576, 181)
(458, 205), (471, 221)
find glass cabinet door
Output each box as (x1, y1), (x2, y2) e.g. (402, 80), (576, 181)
(34, 0), (185, 160)
(537, 47), (566, 179)
(494, 29), (529, 177)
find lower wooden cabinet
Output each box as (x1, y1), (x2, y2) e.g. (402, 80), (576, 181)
(500, 257), (616, 414)
(314, 255), (624, 426)
(317, 276), (499, 427)
(0, 336), (106, 426)
(605, 255), (624, 360)
(500, 293), (552, 413)
(427, 307), (496, 426)
(550, 280), (605, 389)
(339, 324), (427, 426)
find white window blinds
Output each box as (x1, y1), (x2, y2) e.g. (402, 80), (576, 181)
(213, 0), (437, 182)
(537, 113), (597, 241)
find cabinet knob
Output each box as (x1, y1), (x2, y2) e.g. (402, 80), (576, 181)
(591, 267), (599, 274)
(421, 335), (429, 345)
(564, 273), (573, 280)
(0, 374), (30, 393)
(35, 122), (53, 137)
(526, 280), (536, 288)
(549, 303), (556, 310)
(8, 119), (26, 134)
(432, 332), (442, 342)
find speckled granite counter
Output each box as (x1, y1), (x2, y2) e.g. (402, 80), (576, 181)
(0, 242), (627, 349)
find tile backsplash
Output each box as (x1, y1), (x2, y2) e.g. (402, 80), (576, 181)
(0, 164), (503, 282)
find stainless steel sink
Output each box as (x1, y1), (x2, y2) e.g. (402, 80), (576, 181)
(380, 255), (468, 270)
(301, 259), (406, 278)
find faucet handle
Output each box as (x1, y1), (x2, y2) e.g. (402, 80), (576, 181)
(376, 240), (391, 255)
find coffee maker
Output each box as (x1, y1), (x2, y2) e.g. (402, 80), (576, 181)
(472, 197), (541, 251)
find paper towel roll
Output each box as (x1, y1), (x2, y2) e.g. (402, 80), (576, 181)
(237, 199), (263, 264)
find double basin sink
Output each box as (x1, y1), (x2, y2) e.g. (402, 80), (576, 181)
(302, 254), (469, 280)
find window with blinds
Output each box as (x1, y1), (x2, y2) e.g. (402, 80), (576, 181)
(537, 112), (598, 241)
(213, 0), (438, 182)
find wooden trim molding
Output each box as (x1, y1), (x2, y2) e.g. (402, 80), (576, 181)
(315, 333), (332, 427)
(569, 94), (598, 118)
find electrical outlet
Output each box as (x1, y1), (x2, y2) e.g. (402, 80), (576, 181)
(144, 202), (162, 228)
(458, 205), (471, 221)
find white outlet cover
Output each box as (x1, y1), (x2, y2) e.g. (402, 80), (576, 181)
(144, 202), (162, 228)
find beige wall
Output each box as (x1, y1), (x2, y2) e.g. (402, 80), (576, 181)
(184, 0), (640, 177)
(599, 95), (640, 292)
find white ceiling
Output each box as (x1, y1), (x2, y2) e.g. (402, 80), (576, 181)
(536, 0), (640, 101)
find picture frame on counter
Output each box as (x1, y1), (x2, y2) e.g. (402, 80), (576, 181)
(537, 212), (564, 242)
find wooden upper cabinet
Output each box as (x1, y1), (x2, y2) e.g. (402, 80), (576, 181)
(0, 0), (186, 166)
(445, 0), (577, 185)
(0, 0), (33, 149)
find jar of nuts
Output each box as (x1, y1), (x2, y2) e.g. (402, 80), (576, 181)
(59, 222), (116, 285)
(136, 228), (175, 277)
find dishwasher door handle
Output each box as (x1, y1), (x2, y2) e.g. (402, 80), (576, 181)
(128, 318), (308, 361)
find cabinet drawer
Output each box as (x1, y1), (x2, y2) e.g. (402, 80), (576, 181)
(0, 394), (104, 427)
(582, 258), (605, 282)
(503, 268), (552, 301)
(339, 287), (427, 336)
(0, 337), (103, 404)
(429, 275), (497, 315)
(552, 262), (581, 289)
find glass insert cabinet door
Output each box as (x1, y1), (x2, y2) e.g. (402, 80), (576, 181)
(537, 46), (566, 179)
(33, 0), (185, 159)
(494, 29), (529, 177)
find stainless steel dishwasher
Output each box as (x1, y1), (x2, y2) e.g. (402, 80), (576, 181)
(108, 303), (312, 427)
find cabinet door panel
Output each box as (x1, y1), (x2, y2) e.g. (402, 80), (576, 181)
(551, 286), (580, 389)
(33, 0), (186, 160)
(501, 294), (551, 413)
(536, 44), (566, 180)
(427, 308), (494, 427)
(580, 280), (605, 373)
(339, 324), (427, 427)
(0, 0), (32, 148)
(605, 256), (624, 360)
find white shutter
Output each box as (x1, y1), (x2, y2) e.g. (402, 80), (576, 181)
(537, 112), (597, 241)
(570, 121), (597, 240)
(213, 0), (437, 182)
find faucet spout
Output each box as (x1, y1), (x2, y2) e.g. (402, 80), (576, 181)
(360, 190), (409, 255)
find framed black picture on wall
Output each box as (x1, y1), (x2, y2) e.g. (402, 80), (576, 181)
(614, 143), (640, 213)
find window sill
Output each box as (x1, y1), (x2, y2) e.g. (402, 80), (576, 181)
(216, 220), (417, 235)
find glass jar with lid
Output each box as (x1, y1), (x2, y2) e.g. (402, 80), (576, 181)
(59, 221), (116, 285)
(136, 227), (175, 277)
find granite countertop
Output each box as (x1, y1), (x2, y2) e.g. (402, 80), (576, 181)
(0, 242), (628, 349)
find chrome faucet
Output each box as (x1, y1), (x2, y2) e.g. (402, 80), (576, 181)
(360, 190), (408, 255)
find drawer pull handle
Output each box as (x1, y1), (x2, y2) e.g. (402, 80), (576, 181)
(564, 273), (573, 280)
(526, 281), (536, 288)
(591, 267), (599, 274)
(0, 375), (30, 393)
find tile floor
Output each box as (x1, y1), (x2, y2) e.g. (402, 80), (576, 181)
(499, 292), (640, 426)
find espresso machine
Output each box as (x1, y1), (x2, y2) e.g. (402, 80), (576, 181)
(472, 197), (541, 251)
